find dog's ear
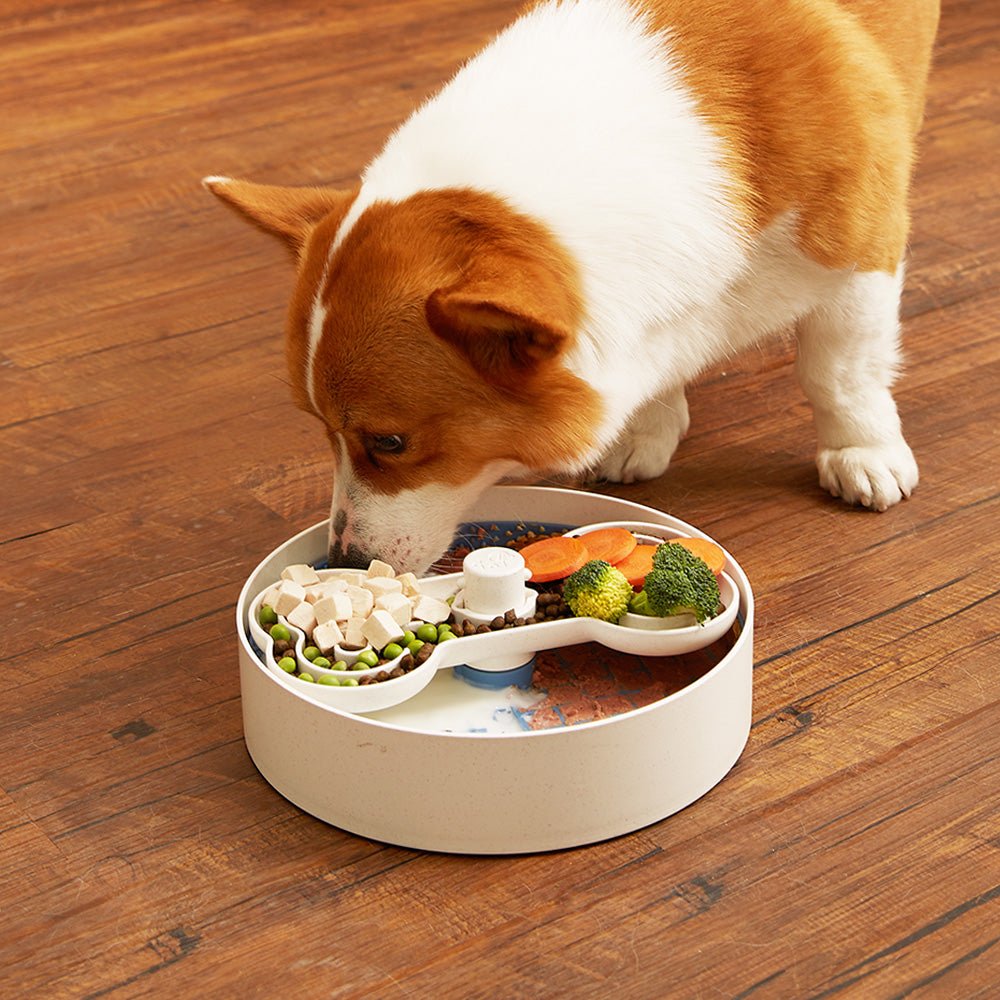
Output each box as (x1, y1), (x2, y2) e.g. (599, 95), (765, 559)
(202, 176), (355, 256)
(426, 250), (580, 382)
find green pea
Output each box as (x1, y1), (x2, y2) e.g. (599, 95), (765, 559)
(302, 645), (320, 661)
(350, 662), (368, 671)
(401, 630), (415, 646)
(356, 649), (380, 668)
(332, 660), (347, 671)
(317, 675), (341, 686)
(407, 639), (425, 656)
(298, 672), (315, 683)
(340, 677), (359, 686)
(382, 642), (404, 660)
(258, 605), (278, 626)
(312, 656), (332, 669)
(437, 631), (457, 643)
(269, 623), (291, 642)
(416, 623), (438, 643)
(437, 623), (454, 640)
(277, 656), (297, 673)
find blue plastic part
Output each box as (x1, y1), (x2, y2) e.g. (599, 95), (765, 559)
(454, 658), (537, 690)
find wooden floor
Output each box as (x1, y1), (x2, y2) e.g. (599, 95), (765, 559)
(3, 1), (997, 996)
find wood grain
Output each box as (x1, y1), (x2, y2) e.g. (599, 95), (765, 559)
(2, 1), (997, 996)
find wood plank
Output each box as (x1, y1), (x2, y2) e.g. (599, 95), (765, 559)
(1, 0), (997, 997)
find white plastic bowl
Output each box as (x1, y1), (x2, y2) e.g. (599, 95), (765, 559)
(236, 485), (754, 854)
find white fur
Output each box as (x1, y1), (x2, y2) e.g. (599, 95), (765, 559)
(796, 267), (917, 509)
(314, 0), (917, 565)
(313, 0), (747, 425)
(305, 296), (326, 412)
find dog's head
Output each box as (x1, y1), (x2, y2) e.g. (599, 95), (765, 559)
(205, 178), (601, 573)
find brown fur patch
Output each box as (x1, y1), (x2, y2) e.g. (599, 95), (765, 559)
(632, 0), (940, 271)
(204, 178), (358, 259)
(301, 189), (603, 494)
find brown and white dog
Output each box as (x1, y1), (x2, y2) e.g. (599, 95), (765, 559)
(206, 0), (940, 574)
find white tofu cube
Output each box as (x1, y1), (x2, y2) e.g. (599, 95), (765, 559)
(412, 595), (453, 625)
(343, 617), (367, 648)
(376, 592), (413, 627)
(260, 584), (281, 610)
(313, 593), (352, 625)
(286, 601), (317, 637)
(280, 563), (321, 586)
(396, 572), (421, 598)
(366, 559), (396, 578)
(305, 579), (348, 603)
(361, 610), (405, 651)
(346, 585), (375, 618)
(313, 620), (344, 654)
(362, 576), (403, 599)
(274, 581), (306, 617)
(334, 570), (366, 587)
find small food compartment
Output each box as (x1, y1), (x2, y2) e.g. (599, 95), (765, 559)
(236, 486), (754, 854)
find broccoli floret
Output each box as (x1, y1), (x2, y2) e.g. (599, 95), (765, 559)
(562, 559), (633, 622)
(631, 543), (721, 623)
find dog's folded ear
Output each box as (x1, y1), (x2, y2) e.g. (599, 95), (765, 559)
(426, 249), (581, 383)
(202, 176), (356, 257)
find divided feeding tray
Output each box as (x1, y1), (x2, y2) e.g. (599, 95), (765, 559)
(236, 485), (754, 854)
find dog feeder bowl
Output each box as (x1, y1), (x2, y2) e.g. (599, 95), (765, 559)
(236, 485), (754, 854)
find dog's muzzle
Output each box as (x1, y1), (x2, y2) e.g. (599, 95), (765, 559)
(327, 536), (373, 570)
(327, 506), (373, 568)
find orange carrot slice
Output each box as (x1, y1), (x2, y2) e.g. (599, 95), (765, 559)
(613, 544), (658, 588)
(576, 527), (637, 566)
(519, 536), (590, 582)
(668, 537), (726, 575)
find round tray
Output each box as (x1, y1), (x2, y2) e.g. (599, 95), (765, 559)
(236, 486), (754, 853)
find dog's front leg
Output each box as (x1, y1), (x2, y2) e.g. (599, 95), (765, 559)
(590, 385), (690, 485)
(795, 267), (919, 510)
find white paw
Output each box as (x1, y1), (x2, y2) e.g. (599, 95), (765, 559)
(817, 441), (918, 511)
(589, 390), (690, 485)
(592, 432), (678, 484)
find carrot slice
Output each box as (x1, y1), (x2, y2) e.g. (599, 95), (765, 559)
(576, 527), (637, 566)
(613, 544), (658, 588)
(519, 536), (590, 582)
(668, 537), (726, 575)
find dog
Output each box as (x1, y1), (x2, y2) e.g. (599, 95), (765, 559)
(206, 0), (940, 574)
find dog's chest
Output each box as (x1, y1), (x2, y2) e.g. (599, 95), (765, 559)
(566, 214), (848, 449)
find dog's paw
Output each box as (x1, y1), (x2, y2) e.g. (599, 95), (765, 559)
(590, 394), (690, 485)
(817, 441), (918, 511)
(591, 433), (677, 484)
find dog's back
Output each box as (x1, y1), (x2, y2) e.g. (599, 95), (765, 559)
(627, 0), (940, 273)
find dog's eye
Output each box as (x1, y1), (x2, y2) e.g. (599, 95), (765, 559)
(369, 434), (407, 455)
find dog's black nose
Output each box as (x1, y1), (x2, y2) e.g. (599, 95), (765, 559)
(327, 536), (373, 570)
